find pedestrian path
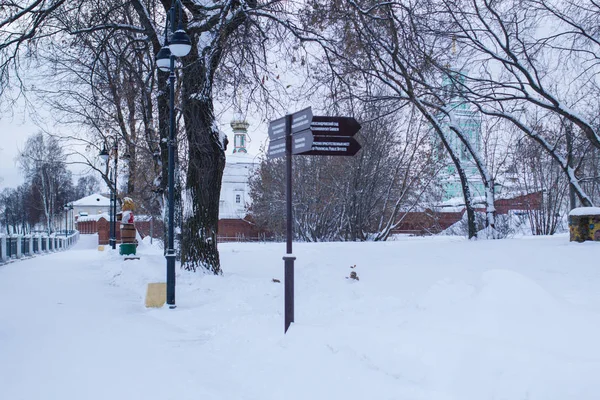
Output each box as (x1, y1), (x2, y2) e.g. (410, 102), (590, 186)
(0, 235), (213, 400)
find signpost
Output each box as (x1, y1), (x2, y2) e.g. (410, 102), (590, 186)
(291, 130), (314, 154)
(293, 135), (361, 156)
(267, 138), (286, 159)
(268, 107), (362, 333)
(309, 116), (362, 137)
(268, 116), (288, 141)
(290, 107), (313, 133)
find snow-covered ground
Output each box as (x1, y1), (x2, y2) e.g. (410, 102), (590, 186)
(1, 234), (599, 399)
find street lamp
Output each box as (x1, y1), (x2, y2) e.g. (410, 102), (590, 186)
(98, 138), (119, 250)
(155, 0), (191, 309)
(63, 203), (73, 237)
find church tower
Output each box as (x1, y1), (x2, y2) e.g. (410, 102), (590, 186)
(435, 37), (484, 200)
(230, 115), (249, 154)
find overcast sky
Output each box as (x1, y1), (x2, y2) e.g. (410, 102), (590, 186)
(0, 102), (272, 192)
(0, 107), (36, 189)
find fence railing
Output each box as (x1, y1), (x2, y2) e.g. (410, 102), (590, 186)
(0, 231), (80, 264)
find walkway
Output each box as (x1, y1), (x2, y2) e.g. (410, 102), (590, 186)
(0, 235), (212, 400)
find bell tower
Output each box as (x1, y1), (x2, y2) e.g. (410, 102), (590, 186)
(230, 115), (249, 154)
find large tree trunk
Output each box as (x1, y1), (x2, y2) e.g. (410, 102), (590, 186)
(180, 60), (226, 274)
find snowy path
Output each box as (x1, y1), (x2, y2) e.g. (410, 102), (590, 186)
(2, 234), (600, 400)
(0, 236), (214, 399)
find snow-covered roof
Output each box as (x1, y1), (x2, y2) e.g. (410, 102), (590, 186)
(76, 213), (156, 222)
(569, 207), (600, 216)
(439, 196), (487, 207)
(72, 193), (110, 207)
(76, 213), (109, 222)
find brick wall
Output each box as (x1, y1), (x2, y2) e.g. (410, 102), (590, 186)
(77, 220), (98, 234)
(392, 210), (465, 235)
(97, 217), (121, 245)
(495, 192), (542, 214)
(218, 217), (268, 242)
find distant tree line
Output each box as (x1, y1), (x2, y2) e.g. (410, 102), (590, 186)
(247, 0), (600, 240)
(249, 103), (442, 241)
(0, 133), (99, 234)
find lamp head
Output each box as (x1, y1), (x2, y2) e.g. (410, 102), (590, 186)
(99, 146), (109, 163)
(169, 29), (192, 57)
(156, 46), (172, 72)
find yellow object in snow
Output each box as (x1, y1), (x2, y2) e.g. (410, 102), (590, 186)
(98, 245), (105, 251)
(145, 283), (166, 308)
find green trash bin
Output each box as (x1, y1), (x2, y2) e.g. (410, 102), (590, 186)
(119, 243), (137, 256)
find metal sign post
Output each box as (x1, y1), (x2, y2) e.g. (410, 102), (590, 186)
(267, 107), (362, 334)
(284, 113), (296, 334)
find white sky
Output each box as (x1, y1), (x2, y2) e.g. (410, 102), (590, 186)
(0, 100), (272, 192)
(0, 49), (313, 192)
(0, 106), (36, 189)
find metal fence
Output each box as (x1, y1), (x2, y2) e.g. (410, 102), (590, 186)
(21, 237), (28, 256)
(9, 237), (17, 258)
(1, 232), (80, 264)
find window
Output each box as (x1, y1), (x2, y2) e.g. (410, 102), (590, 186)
(235, 194), (241, 204)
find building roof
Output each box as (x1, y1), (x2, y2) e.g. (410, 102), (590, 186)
(72, 193), (110, 207)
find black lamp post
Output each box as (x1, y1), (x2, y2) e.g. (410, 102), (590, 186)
(64, 205), (68, 237)
(63, 203), (73, 237)
(155, 0), (192, 309)
(99, 138), (119, 250)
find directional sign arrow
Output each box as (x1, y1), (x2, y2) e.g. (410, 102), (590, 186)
(299, 135), (362, 156)
(268, 116), (288, 140)
(267, 137), (286, 159)
(291, 107), (313, 134)
(310, 116), (361, 137)
(291, 130), (314, 155)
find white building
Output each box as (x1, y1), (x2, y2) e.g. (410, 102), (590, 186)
(219, 117), (259, 220)
(72, 193), (110, 217)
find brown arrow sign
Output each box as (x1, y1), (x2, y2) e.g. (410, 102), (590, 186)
(298, 135), (362, 156)
(310, 116), (361, 137)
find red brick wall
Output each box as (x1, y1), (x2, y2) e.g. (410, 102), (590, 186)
(218, 217), (267, 242)
(97, 217), (121, 245)
(76, 220), (98, 234)
(392, 210), (465, 235)
(495, 192), (542, 214)
(392, 193), (544, 235)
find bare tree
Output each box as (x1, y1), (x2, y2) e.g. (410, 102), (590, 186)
(0, 0), (298, 273)
(284, 1), (500, 238)
(248, 103), (440, 241)
(436, 0), (599, 207)
(18, 132), (73, 233)
(513, 137), (569, 235)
